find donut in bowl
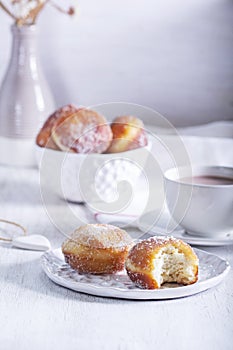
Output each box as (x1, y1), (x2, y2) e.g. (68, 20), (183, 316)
(106, 116), (148, 153)
(125, 236), (198, 289)
(36, 105), (113, 153)
(36, 104), (79, 150)
(52, 108), (113, 154)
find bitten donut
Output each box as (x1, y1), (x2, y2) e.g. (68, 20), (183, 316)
(52, 108), (113, 153)
(36, 104), (79, 150)
(125, 236), (198, 289)
(62, 224), (133, 274)
(106, 116), (148, 153)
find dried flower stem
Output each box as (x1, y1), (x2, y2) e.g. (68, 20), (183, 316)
(16, 0), (47, 26)
(0, 1), (17, 21)
(49, 0), (75, 16)
(0, 0), (75, 26)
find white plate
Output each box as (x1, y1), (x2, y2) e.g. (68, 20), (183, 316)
(41, 248), (230, 300)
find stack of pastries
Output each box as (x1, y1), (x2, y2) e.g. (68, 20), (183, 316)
(62, 223), (199, 290)
(36, 104), (148, 154)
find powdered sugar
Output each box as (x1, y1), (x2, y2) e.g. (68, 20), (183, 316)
(52, 109), (112, 153)
(64, 224), (133, 249)
(136, 236), (181, 250)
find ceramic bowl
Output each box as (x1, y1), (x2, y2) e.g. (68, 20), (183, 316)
(36, 139), (151, 204)
(164, 165), (233, 238)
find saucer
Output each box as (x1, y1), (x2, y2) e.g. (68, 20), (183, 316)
(94, 210), (233, 247)
(144, 228), (233, 247)
(138, 210), (233, 247)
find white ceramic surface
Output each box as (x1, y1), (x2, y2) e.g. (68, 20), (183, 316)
(36, 140), (151, 204)
(0, 137), (38, 167)
(138, 210), (233, 247)
(164, 166), (233, 238)
(41, 248), (230, 300)
(0, 25), (55, 167)
(144, 229), (233, 247)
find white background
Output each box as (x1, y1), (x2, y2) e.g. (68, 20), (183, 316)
(0, 0), (233, 126)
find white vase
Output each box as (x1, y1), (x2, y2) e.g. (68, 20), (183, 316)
(0, 24), (55, 167)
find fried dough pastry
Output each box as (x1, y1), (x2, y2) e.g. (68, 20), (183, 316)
(125, 236), (198, 289)
(62, 224), (133, 274)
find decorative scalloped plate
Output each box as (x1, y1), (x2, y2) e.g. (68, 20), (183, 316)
(41, 248), (230, 300)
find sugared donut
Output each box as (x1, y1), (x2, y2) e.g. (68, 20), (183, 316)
(62, 224), (133, 274)
(52, 109), (113, 153)
(106, 116), (148, 153)
(125, 236), (198, 289)
(36, 104), (79, 150)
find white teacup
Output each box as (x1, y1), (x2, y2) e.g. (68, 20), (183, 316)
(164, 165), (233, 238)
